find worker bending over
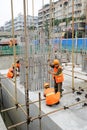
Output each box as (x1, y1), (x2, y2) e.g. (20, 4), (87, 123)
(7, 66), (14, 78)
(43, 82), (60, 106)
(7, 60), (20, 78)
(48, 59), (64, 97)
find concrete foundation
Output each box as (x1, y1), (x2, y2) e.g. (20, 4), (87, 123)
(0, 64), (87, 130)
(82, 54), (87, 73)
(0, 114), (7, 130)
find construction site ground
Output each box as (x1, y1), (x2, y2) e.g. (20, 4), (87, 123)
(0, 55), (87, 130)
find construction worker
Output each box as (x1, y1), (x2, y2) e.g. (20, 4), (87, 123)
(48, 59), (64, 97)
(9, 39), (17, 47)
(12, 61), (20, 76)
(16, 60), (20, 72)
(7, 61), (20, 78)
(43, 82), (60, 106)
(7, 66), (14, 78)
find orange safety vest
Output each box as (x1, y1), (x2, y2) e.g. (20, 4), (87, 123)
(7, 68), (14, 78)
(16, 63), (20, 68)
(53, 66), (64, 83)
(44, 88), (60, 105)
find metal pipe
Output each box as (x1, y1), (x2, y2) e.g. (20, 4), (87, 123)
(7, 98), (87, 129)
(47, 0), (52, 82)
(42, 0), (44, 29)
(31, 99), (87, 121)
(39, 92), (42, 130)
(32, 0), (34, 21)
(64, 72), (87, 82)
(0, 82), (28, 117)
(1, 106), (17, 113)
(27, 0), (28, 18)
(23, 0), (30, 125)
(1, 81), (87, 113)
(18, 103), (28, 117)
(71, 0), (75, 92)
(8, 120), (27, 129)
(11, 0), (18, 105)
(64, 68), (87, 76)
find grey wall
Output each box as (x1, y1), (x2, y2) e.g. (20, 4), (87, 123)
(0, 75), (62, 130)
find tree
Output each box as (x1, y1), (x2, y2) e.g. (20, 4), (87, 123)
(54, 19), (60, 26)
(80, 15), (86, 20)
(27, 26), (36, 30)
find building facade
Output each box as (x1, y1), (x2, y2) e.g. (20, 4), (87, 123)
(38, 0), (87, 38)
(4, 14), (38, 31)
(38, 3), (55, 28)
(55, 0), (86, 20)
(38, 0), (87, 28)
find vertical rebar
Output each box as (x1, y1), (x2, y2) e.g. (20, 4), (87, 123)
(42, 0), (44, 28)
(32, 0), (36, 76)
(0, 77), (3, 110)
(23, 0), (30, 127)
(32, 0), (34, 21)
(47, 0), (52, 82)
(85, 2), (87, 37)
(72, 0), (75, 92)
(39, 92), (42, 130)
(27, 0), (28, 17)
(11, 0), (18, 105)
(32, 0), (34, 33)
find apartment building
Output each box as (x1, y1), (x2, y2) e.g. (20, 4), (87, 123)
(4, 14), (38, 31)
(38, 0), (87, 28)
(55, 0), (86, 19)
(38, 0), (87, 38)
(38, 2), (55, 28)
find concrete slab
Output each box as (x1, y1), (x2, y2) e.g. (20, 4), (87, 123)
(0, 114), (7, 130)
(0, 64), (87, 130)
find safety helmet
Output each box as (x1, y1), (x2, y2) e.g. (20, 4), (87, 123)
(53, 59), (59, 65)
(44, 82), (50, 88)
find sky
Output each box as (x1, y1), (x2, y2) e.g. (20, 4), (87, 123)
(0, 0), (52, 26)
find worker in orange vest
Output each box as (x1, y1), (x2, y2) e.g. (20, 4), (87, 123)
(43, 82), (60, 106)
(7, 67), (14, 78)
(7, 61), (20, 78)
(9, 39), (17, 47)
(48, 59), (64, 97)
(16, 60), (20, 72)
(11, 59), (20, 76)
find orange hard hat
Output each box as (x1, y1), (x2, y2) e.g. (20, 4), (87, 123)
(53, 59), (59, 65)
(44, 82), (50, 88)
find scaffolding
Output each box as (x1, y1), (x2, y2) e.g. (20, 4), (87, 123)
(0, 0), (87, 130)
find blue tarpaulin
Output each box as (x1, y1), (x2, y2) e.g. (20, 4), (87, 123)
(51, 38), (87, 51)
(62, 38), (87, 51)
(32, 38), (87, 51)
